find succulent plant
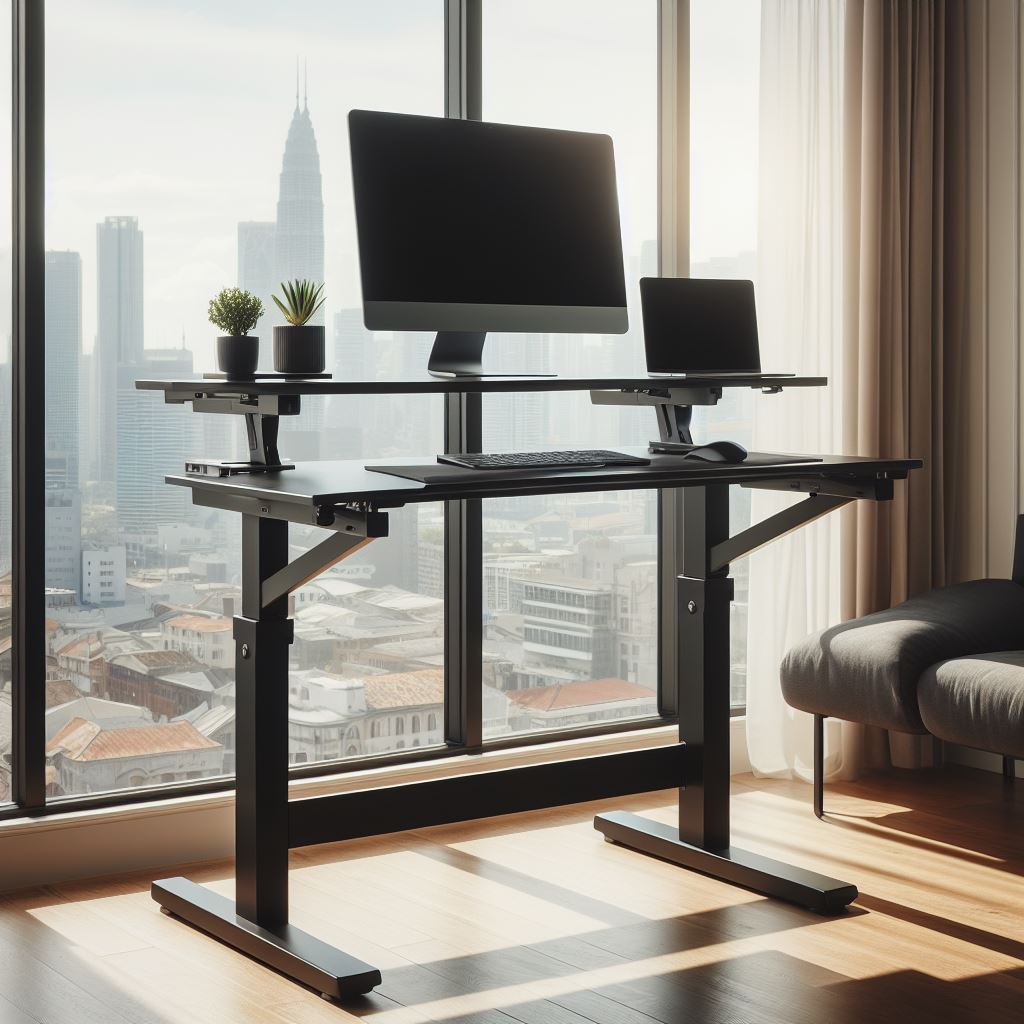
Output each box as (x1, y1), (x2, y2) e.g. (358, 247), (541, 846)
(273, 279), (326, 327)
(208, 287), (264, 337)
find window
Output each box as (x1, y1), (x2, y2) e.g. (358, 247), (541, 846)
(481, 0), (659, 739)
(7, 2), (684, 818)
(43, 0), (445, 798)
(0, 0), (11, 806)
(689, 0), (761, 708)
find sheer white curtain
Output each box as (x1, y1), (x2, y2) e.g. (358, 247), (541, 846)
(745, 0), (960, 780)
(744, 0), (867, 780)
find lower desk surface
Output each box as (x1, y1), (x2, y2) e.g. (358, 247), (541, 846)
(167, 449), (918, 509)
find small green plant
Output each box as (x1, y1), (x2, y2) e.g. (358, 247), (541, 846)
(208, 287), (264, 337)
(273, 279), (326, 327)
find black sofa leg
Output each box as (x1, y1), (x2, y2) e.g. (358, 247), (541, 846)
(1004, 755), (1016, 782)
(813, 714), (825, 819)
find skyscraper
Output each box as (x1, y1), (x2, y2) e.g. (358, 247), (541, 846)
(274, 80), (324, 317)
(116, 348), (198, 536)
(237, 221), (276, 370)
(45, 250), (82, 489)
(44, 488), (81, 596)
(95, 216), (144, 484)
(274, 76), (325, 458)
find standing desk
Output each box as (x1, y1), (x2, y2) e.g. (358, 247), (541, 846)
(136, 372), (920, 999)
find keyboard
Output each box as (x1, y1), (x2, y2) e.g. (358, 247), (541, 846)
(437, 450), (651, 471)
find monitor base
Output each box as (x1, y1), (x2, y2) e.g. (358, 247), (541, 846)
(427, 331), (556, 378)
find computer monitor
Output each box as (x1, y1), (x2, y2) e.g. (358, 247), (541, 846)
(348, 110), (628, 376)
(641, 277), (761, 375)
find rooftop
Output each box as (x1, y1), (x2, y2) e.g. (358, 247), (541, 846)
(165, 614), (231, 633)
(507, 678), (656, 712)
(109, 649), (198, 673)
(47, 718), (219, 762)
(364, 669), (444, 711)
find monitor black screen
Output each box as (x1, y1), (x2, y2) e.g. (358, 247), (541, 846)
(640, 278), (761, 374)
(349, 110), (628, 334)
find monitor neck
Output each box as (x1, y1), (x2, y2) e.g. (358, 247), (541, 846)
(427, 331), (488, 377)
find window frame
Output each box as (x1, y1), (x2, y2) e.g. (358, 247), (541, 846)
(2, 0), (690, 821)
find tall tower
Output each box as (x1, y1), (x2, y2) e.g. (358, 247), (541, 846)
(95, 216), (144, 484)
(45, 250), (82, 489)
(274, 69), (324, 316)
(274, 69), (326, 459)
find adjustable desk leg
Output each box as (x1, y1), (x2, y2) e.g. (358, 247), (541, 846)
(152, 515), (381, 997)
(595, 485), (858, 915)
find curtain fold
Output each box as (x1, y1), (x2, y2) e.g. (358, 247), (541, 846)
(747, 0), (972, 780)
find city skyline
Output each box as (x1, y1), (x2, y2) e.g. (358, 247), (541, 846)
(0, 1), (762, 802)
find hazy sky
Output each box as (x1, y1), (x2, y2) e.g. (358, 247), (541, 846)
(33, 0), (760, 371)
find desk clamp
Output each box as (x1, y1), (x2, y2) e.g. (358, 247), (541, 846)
(163, 389), (301, 475)
(590, 386), (723, 448)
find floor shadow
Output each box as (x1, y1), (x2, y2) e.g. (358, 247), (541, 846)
(854, 892), (1024, 962)
(349, 944), (1024, 1024)
(348, 919), (840, 1024)
(414, 843), (649, 928)
(0, 889), (180, 1024)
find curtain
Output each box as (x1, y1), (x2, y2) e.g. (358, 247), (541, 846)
(746, 0), (971, 780)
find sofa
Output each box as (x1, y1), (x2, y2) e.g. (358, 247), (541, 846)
(780, 517), (1024, 816)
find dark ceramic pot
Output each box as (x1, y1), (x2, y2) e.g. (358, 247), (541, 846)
(216, 335), (259, 378)
(273, 324), (325, 375)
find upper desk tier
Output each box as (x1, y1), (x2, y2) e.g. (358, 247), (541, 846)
(135, 372), (828, 399)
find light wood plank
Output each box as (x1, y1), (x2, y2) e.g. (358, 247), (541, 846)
(0, 766), (1020, 1024)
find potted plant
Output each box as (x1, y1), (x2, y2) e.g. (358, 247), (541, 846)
(208, 287), (264, 378)
(272, 279), (326, 375)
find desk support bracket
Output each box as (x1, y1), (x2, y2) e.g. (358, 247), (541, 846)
(177, 392), (301, 475)
(710, 493), (850, 574)
(261, 515), (387, 609)
(595, 482), (860, 915)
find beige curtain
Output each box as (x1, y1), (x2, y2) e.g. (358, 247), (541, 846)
(748, 0), (974, 779)
(842, 0), (970, 615)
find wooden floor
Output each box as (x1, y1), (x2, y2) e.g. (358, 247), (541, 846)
(1, 766), (1022, 1024)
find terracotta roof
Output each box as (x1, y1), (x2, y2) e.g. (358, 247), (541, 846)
(364, 669), (444, 710)
(165, 614), (231, 633)
(508, 678), (656, 712)
(45, 676), (80, 709)
(46, 718), (220, 761)
(56, 635), (100, 659)
(109, 649), (197, 672)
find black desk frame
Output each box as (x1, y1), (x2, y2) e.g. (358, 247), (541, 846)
(139, 373), (912, 998)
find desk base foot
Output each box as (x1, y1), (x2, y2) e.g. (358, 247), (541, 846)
(152, 877), (381, 997)
(594, 811), (857, 915)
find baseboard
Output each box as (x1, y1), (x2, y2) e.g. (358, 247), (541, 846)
(943, 742), (1022, 778)
(0, 726), (682, 893)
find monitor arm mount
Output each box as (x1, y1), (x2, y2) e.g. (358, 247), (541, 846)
(591, 383), (787, 449)
(590, 385), (721, 447)
(161, 389), (302, 476)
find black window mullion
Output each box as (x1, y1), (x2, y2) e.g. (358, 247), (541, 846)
(442, 0), (483, 750)
(11, 0), (46, 808)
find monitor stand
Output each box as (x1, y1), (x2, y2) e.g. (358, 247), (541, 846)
(427, 331), (557, 378)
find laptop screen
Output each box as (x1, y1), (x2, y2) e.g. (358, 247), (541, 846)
(640, 278), (761, 374)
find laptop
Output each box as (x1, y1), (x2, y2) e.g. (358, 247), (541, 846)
(640, 277), (794, 378)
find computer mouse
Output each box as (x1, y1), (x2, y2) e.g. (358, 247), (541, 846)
(684, 440), (748, 463)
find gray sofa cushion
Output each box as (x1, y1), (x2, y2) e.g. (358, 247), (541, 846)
(780, 579), (1024, 733)
(918, 651), (1024, 758)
